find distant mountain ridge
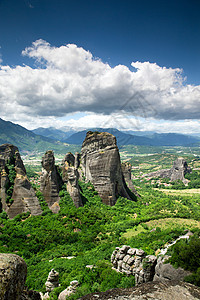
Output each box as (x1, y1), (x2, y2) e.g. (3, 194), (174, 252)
(64, 128), (200, 146)
(0, 118), (67, 152)
(32, 126), (200, 147)
(32, 127), (76, 141)
(0, 118), (200, 151)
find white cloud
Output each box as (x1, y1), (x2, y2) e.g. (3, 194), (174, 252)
(0, 39), (200, 130)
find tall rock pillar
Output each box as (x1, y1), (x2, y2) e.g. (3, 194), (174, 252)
(81, 131), (135, 206)
(40, 150), (62, 213)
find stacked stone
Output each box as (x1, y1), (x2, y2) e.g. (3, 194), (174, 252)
(45, 269), (59, 292)
(111, 245), (157, 285)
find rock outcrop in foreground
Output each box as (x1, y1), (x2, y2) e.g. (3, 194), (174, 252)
(0, 253), (27, 300)
(143, 157), (192, 184)
(0, 253), (40, 300)
(0, 144), (42, 218)
(111, 245), (157, 285)
(111, 245), (191, 286)
(79, 281), (200, 300)
(81, 131), (137, 206)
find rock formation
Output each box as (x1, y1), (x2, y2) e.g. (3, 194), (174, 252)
(0, 253), (41, 300)
(171, 158), (192, 183)
(58, 280), (79, 300)
(40, 151), (62, 213)
(81, 131), (136, 206)
(45, 269), (59, 292)
(62, 152), (83, 207)
(121, 162), (140, 197)
(0, 253), (27, 300)
(79, 281), (200, 300)
(111, 245), (157, 285)
(143, 157), (192, 184)
(0, 144), (42, 218)
(111, 244), (192, 286)
(154, 256), (191, 282)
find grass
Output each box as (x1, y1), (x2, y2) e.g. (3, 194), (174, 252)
(157, 188), (200, 195)
(145, 218), (200, 230)
(122, 224), (147, 238)
(122, 218), (200, 239)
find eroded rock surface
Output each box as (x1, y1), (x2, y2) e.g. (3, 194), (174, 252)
(58, 280), (79, 300)
(81, 132), (134, 206)
(79, 281), (200, 300)
(0, 253), (27, 300)
(0, 144), (42, 218)
(45, 269), (59, 292)
(154, 256), (191, 282)
(171, 157), (192, 183)
(62, 152), (83, 207)
(40, 151), (62, 212)
(111, 245), (157, 285)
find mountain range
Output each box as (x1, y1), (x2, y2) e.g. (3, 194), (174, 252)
(0, 118), (200, 153)
(33, 126), (200, 147)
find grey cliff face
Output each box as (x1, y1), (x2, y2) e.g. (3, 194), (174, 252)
(62, 152), (83, 208)
(40, 150), (62, 213)
(81, 131), (134, 206)
(0, 144), (42, 218)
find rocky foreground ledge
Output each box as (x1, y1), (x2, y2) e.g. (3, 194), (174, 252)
(0, 253), (200, 300)
(80, 281), (200, 300)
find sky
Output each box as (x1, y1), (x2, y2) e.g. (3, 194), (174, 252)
(0, 0), (200, 134)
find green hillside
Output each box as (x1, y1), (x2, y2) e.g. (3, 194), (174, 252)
(0, 177), (199, 299)
(0, 118), (68, 153)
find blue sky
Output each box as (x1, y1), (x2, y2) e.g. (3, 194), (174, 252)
(0, 0), (200, 133)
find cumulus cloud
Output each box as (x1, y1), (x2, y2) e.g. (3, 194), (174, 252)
(0, 39), (200, 127)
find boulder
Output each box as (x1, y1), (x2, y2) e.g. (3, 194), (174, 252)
(81, 131), (135, 206)
(0, 253), (27, 300)
(0, 144), (42, 218)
